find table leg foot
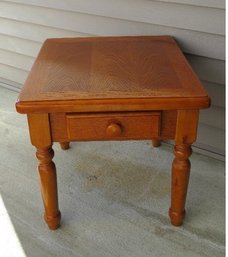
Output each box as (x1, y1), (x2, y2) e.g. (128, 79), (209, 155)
(44, 211), (61, 230)
(152, 139), (161, 147)
(169, 208), (185, 226)
(60, 142), (70, 150)
(169, 143), (192, 226)
(36, 146), (61, 230)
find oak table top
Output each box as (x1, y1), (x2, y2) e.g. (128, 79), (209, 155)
(16, 36), (210, 113)
(16, 36), (210, 230)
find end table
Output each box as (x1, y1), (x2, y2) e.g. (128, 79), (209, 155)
(16, 36), (210, 229)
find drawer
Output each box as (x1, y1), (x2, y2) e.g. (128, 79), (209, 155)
(66, 112), (161, 141)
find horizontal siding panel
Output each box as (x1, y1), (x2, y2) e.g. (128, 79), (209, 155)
(0, 1), (224, 35)
(199, 106), (224, 130)
(0, 64), (28, 84)
(202, 81), (224, 108)
(0, 17), (92, 42)
(196, 124), (225, 156)
(0, 18), (224, 60)
(0, 49), (34, 71)
(176, 34), (224, 61)
(0, 77), (21, 91)
(152, 0), (225, 9)
(186, 55), (225, 85)
(0, 33), (41, 57)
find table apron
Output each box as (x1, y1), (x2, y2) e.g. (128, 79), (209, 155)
(49, 110), (177, 142)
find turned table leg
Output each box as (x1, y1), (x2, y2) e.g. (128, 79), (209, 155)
(169, 144), (192, 225)
(27, 113), (61, 229)
(60, 142), (70, 150)
(36, 146), (61, 229)
(169, 109), (199, 226)
(152, 139), (161, 147)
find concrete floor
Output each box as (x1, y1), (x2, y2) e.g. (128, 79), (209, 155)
(0, 87), (225, 257)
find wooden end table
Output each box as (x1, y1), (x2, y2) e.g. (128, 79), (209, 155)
(16, 36), (210, 230)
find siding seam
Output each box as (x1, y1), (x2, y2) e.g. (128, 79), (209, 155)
(4, 0), (225, 11)
(149, 0), (225, 9)
(0, 63), (28, 72)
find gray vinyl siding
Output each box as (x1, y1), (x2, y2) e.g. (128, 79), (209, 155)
(151, 0), (225, 9)
(0, 0), (225, 158)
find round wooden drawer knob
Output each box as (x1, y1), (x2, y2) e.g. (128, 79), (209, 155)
(106, 123), (122, 137)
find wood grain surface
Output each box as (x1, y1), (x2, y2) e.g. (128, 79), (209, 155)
(50, 110), (177, 142)
(16, 36), (210, 113)
(66, 112), (161, 140)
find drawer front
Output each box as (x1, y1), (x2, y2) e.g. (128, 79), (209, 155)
(66, 112), (161, 141)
